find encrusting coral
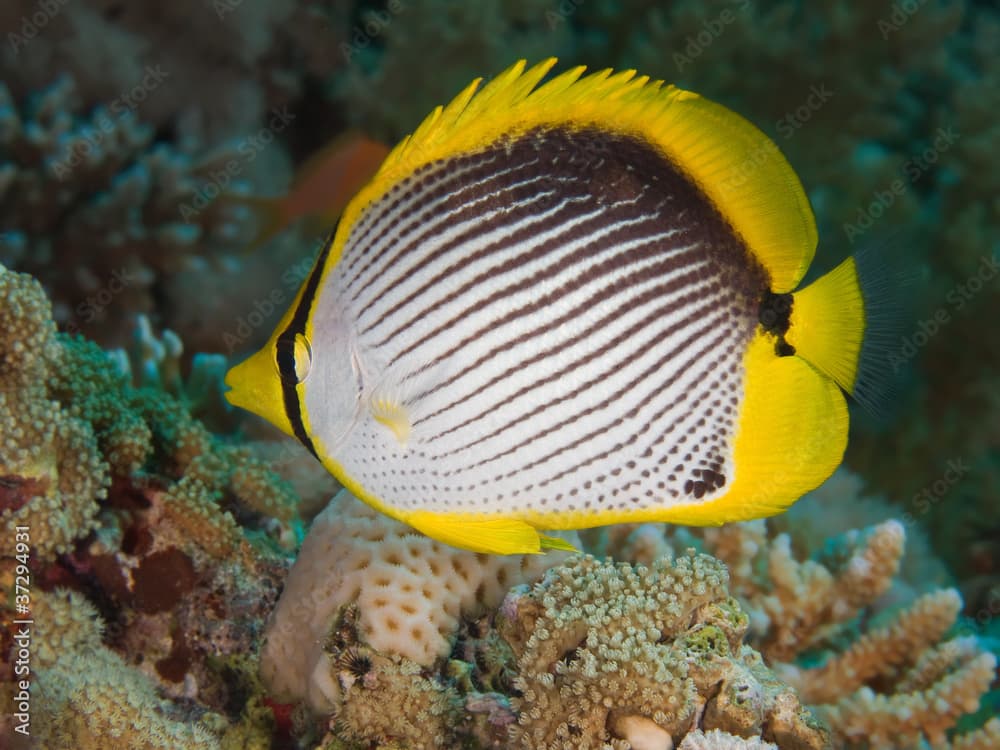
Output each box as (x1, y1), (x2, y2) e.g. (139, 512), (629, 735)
(498, 553), (826, 750)
(31, 588), (223, 749)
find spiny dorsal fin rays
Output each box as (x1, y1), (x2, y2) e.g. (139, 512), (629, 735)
(375, 59), (560, 184)
(332, 59), (817, 295)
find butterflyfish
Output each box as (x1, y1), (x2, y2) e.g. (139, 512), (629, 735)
(225, 59), (880, 555)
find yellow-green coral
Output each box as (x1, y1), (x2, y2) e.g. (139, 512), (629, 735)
(0, 264), (107, 559)
(0, 262), (299, 562)
(499, 553), (827, 750)
(33, 589), (222, 749)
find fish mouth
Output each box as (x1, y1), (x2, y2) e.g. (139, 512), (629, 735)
(222, 364), (240, 406)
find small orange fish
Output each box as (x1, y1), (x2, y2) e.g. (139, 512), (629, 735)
(229, 132), (390, 247)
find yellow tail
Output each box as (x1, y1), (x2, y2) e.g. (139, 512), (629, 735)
(785, 257), (865, 394)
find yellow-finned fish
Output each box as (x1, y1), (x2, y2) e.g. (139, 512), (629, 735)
(225, 59), (874, 555)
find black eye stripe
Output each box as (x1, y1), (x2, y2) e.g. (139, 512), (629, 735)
(280, 225), (338, 458)
(276, 332), (298, 383)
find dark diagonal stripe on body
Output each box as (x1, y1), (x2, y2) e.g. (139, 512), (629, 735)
(417, 263), (713, 433)
(435, 303), (730, 469)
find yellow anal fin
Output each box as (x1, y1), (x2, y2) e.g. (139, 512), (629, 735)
(539, 534), (579, 553)
(725, 333), (848, 519)
(370, 395), (411, 444)
(406, 511), (571, 555)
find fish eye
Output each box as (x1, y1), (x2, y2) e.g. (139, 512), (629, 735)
(276, 332), (313, 385)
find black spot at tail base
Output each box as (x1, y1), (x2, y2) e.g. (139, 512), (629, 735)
(759, 291), (796, 356)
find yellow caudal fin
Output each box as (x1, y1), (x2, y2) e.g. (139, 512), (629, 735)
(786, 256), (865, 394)
(405, 511), (575, 555)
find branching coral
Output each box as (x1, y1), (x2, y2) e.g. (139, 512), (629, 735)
(0, 76), (253, 347)
(621, 513), (998, 750)
(779, 591), (997, 749)
(0, 0), (348, 141)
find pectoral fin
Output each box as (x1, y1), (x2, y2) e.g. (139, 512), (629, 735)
(370, 394), (411, 444)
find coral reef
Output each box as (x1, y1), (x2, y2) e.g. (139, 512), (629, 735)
(0, 263), (106, 559)
(0, 263), (299, 561)
(0, 2), (996, 748)
(266, 480), (995, 749)
(0, 264), (300, 743)
(31, 588), (223, 749)
(334, 0), (572, 142)
(0, 74), (281, 350)
(0, 0), (348, 141)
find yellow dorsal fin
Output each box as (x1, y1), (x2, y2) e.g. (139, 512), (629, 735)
(333, 58), (817, 292)
(370, 394), (411, 444)
(786, 256), (865, 393)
